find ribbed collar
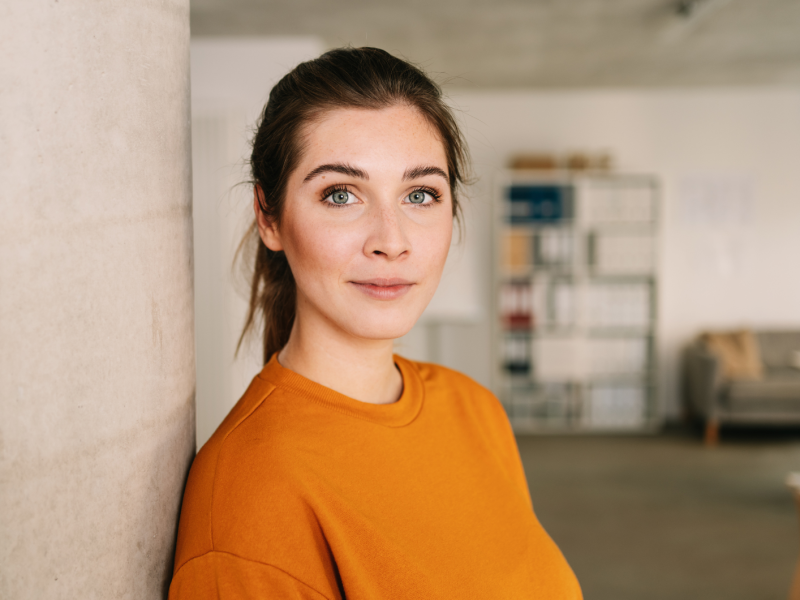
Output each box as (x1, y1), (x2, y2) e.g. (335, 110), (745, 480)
(257, 353), (424, 428)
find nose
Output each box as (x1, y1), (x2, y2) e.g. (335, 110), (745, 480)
(363, 203), (411, 261)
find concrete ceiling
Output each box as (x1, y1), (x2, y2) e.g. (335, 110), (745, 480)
(190, 0), (800, 88)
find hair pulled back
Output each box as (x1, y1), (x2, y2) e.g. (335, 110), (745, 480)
(239, 47), (470, 363)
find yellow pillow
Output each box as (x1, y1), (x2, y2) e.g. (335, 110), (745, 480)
(701, 330), (763, 380)
(791, 350), (800, 370)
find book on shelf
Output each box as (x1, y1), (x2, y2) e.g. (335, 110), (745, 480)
(499, 281), (535, 330)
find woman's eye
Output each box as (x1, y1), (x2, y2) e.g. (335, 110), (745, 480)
(406, 190), (430, 205)
(327, 190), (353, 205)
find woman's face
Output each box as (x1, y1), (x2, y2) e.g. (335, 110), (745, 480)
(256, 104), (454, 342)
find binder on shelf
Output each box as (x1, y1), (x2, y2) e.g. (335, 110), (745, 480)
(534, 229), (573, 267)
(499, 281), (535, 330)
(507, 185), (573, 224)
(502, 334), (531, 375)
(502, 231), (532, 271)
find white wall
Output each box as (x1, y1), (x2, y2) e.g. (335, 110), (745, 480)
(191, 38), (324, 447)
(441, 88), (800, 419)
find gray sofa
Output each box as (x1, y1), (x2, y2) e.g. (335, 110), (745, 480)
(685, 330), (800, 444)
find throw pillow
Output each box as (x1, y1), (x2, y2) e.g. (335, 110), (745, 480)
(701, 329), (764, 380)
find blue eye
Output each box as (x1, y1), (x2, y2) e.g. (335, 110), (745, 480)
(329, 190), (352, 205)
(407, 191), (428, 204)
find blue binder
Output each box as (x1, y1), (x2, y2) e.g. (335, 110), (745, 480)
(507, 185), (573, 224)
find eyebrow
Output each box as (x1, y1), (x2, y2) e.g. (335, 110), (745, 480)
(303, 163), (368, 183)
(403, 165), (449, 182)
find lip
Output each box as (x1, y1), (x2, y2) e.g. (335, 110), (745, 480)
(349, 278), (415, 300)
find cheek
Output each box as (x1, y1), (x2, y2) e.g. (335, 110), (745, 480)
(416, 216), (453, 275)
(281, 216), (361, 285)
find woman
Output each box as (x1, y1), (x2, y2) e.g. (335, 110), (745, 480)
(170, 47), (581, 599)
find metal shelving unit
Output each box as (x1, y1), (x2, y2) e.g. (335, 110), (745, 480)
(492, 170), (662, 433)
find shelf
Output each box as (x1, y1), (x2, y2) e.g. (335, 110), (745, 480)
(499, 327), (653, 337)
(500, 268), (575, 278)
(508, 418), (662, 435)
(494, 171), (661, 434)
(586, 327), (653, 337)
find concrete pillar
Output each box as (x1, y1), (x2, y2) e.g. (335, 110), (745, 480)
(0, 2), (195, 599)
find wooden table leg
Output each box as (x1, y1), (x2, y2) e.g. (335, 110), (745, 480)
(704, 417), (719, 447)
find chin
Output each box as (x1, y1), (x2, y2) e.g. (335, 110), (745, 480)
(341, 306), (423, 341)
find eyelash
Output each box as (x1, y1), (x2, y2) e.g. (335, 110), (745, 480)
(319, 185), (443, 208)
(320, 185), (353, 208)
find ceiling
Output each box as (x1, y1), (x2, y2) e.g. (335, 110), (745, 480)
(190, 0), (800, 88)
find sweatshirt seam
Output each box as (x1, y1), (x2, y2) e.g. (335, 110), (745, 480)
(273, 382), (423, 428)
(208, 383), (277, 552)
(173, 549), (335, 600)
(257, 358), (425, 428)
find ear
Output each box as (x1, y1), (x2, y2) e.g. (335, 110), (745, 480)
(253, 186), (283, 252)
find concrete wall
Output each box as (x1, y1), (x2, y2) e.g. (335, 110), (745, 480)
(0, 2), (196, 598)
(437, 88), (800, 419)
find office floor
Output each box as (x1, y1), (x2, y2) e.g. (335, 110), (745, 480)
(517, 427), (800, 600)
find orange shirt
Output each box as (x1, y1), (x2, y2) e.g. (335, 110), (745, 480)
(170, 355), (582, 599)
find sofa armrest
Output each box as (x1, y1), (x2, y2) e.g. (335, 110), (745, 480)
(686, 342), (724, 417)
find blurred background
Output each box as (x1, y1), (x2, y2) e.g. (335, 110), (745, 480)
(188, 1), (800, 598)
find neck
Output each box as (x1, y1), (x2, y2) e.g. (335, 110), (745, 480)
(277, 307), (403, 406)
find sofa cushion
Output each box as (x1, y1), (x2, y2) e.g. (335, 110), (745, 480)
(725, 374), (800, 412)
(757, 331), (800, 370)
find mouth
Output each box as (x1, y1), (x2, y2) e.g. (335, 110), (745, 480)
(349, 278), (415, 301)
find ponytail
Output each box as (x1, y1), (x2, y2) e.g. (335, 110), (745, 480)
(237, 222), (296, 363)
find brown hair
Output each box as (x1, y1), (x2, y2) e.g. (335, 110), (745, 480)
(238, 47), (470, 363)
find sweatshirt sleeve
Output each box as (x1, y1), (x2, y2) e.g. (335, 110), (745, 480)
(485, 391), (534, 508)
(169, 551), (339, 600)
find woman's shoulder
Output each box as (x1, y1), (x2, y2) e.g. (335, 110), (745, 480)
(174, 373), (321, 573)
(397, 356), (509, 426)
(398, 356), (496, 400)
(192, 371), (312, 482)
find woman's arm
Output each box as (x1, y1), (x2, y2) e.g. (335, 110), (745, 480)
(170, 551), (339, 600)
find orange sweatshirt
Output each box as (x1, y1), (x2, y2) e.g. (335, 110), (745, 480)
(170, 355), (582, 599)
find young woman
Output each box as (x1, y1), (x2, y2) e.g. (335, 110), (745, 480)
(170, 47), (581, 599)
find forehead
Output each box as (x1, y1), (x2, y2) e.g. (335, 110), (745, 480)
(297, 105), (447, 170)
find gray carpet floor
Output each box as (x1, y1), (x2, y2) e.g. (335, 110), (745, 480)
(517, 429), (800, 600)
